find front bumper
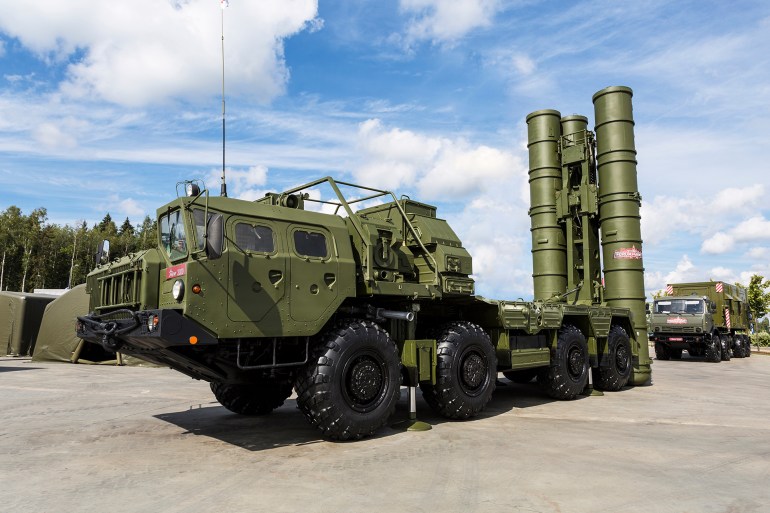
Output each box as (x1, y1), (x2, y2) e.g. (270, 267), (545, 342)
(77, 309), (217, 351)
(650, 334), (704, 349)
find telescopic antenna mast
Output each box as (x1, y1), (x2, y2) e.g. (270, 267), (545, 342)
(220, 0), (228, 197)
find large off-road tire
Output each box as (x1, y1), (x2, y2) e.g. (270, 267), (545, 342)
(541, 325), (589, 400)
(419, 322), (497, 419)
(503, 368), (539, 384)
(670, 348), (683, 360)
(595, 325), (632, 391)
(210, 379), (294, 416)
(744, 335), (752, 357)
(705, 335), (722, 363)
(654, 342), (670, 360)
(294, 319), (400, 441)
(721, 336), (732, 361)
(732, 336), (745, 358)
(733, 335), (739, 357)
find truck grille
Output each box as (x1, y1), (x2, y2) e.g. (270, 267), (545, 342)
(95, 265), (142, 311)
(662, 326), (698, 334)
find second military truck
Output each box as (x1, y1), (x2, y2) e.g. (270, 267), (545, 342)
(650, 282), (752, 362)
(77, 86), (652, 440)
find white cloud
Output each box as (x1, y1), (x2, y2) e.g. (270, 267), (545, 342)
(117, 198), (146, 219)
(644, 255), (700, 296)
(641, 185), (766, 247)
(0, 0), (319, 106)
(399, 0), (502, 44)
(701, 232), (734, 255)
(205, 165), (269, 201)
(748, 247), (770, 259)
(511, 53), (536, 76)
(701, 216), (770, 254)
(33, 122), (77, 149)
(354, 118), (522, 201)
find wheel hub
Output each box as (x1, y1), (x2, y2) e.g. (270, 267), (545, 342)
(347, 357), (383, 405)
(568, 347), (585, 378)
(615, 345), (630, 372)
(461, 353), (486, 390)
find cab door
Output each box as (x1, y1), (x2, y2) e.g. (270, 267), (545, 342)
(288, 225), (339, 323)
(227, 217), (286, 326)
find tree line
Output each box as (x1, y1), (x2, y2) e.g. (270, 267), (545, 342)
(0, 206), (157, 292)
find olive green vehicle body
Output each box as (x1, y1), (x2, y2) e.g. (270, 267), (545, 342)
(77, 85), (650, 439)
(77, 178), (638, 383)
(650, 282), (752, 360)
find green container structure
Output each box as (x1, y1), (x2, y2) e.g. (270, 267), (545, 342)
(526, 109), (567, 301)
(0, 291), (57, 356)
(592, 86), (652, 385)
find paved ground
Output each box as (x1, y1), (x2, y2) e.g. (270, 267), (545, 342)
(2, 352), (769, 513)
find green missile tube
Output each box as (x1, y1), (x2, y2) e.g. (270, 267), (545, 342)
(593, 86), (651, 385)
(526, 109), (567, 301)
(560, 115), (588, 140)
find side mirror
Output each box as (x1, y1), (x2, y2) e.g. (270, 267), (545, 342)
(205, 213), (224, 260)
(96, 239), (110, 265)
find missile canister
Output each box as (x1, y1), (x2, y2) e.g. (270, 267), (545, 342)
(526, 109), (567, 301)
(592, 86), (652, 385)
(560, 115), (588, 143)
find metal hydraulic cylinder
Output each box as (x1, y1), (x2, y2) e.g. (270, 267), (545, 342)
(526, 109), (567, 301)
(592, 86), (651, 385)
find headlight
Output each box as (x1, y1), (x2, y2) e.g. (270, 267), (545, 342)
(147, 314), (159, 332)
(172, 279), (185, 301)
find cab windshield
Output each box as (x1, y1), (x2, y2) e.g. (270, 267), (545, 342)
(160, 210), (188, 260)
(654, 299), (704, 314)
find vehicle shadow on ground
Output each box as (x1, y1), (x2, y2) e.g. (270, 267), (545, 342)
(0, 365), (43, 373)
(154, 378), (566, 451)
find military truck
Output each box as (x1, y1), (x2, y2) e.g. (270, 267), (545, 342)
(650, 282), (752, 362)
(77, 86), (652, 440)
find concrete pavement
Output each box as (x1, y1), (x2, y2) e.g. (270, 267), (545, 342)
(1, 353), (769, 513)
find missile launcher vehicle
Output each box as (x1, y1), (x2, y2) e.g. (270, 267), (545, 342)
(650, 282), (752, 362)
(77, 86), (652, 440)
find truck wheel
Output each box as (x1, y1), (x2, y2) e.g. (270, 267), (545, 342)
(745, 336), (752, 357)
(419, 322), (497, 419)
(721, 337), (732, 361)
(654, 342), (670, 360)
(295, 319), (400, 440)
(210, 379), (293, 416)
(595, 325), (632, 391)
(670, 348), (683, 360)
(734, 337), (743, 358)
(503, 368), (539, 384)
(705, 335), (722, 363)
(541, 325), (589, 400)
(732, 337), (745, 358)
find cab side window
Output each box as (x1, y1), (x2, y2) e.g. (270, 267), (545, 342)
(294, 230), (328, 258)
(235, 223), (275, 253)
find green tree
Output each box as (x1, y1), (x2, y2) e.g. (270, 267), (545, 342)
(119, 217), (134, 236)
(136, 215), (157, 250)
(747, 274), (770, 321)
(98, 213), (117, 236)
(20, 207), (48, 292)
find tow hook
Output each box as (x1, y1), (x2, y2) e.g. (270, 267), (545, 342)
(100, 321), (124, 352)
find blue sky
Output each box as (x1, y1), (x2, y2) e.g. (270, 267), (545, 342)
(1, 0), (769, 300)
